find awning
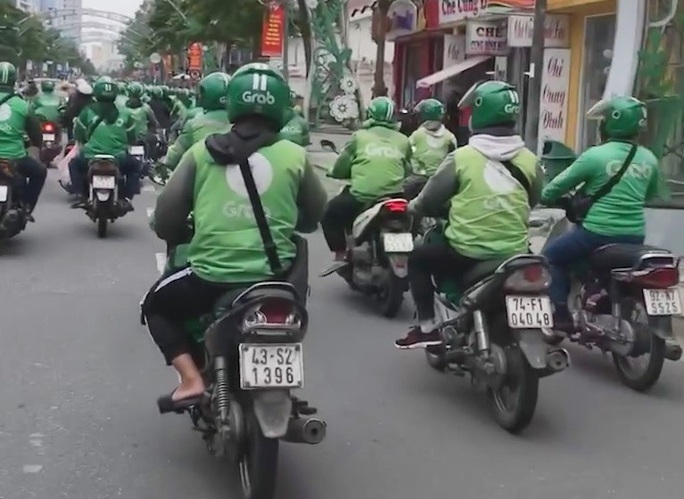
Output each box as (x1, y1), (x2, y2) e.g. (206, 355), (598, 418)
(416, 56), (492, 89)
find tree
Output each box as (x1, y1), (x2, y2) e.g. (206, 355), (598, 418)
(372, 0), (391, 97)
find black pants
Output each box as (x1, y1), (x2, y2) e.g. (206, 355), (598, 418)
(16, 156), (47, 209)
(142, 267), (253, 365)
(321, 187), (365, 252)
(409, 240), (483, 320)
(403, 174), (428, 201)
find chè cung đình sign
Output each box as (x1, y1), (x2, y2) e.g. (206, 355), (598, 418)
(537, 48), (571, 154)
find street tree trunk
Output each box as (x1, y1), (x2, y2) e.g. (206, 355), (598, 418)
(523, 0), (547, 152)
(372, 0), (390, 97)
(295, 0), (313, 76)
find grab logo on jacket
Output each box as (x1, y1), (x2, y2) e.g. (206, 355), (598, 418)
(224, 152), (274, 197)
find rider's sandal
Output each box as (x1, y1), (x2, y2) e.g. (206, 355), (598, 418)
(157, 389), (203, 414)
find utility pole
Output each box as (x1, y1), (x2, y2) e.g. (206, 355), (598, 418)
(282, 0), (289, 82)
(523, 0), (547, 152)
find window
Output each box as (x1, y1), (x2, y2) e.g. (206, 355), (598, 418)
(638, 0), (684, 207)
(578, 15), (616, 151)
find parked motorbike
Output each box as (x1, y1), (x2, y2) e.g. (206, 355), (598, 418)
(541, 215), (682, 391)
(319, 139), (414, 317)
(80, 155), (127, 238)
(423, 223), (568, 433)
(0, 159), (30, 239)
(39, 120), (62, 167)
(147, 237), (326, 499)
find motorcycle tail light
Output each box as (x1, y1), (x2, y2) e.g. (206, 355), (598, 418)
(42, 123), (54, 132)
(630, 267), (679, 289)
(504, 263), (551, 292)
(384, 199), (408, 213)
(242, 298), (303, 334)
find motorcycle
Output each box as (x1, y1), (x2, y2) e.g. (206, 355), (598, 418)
(540, 214), (682, 391)
(423, 223), (569, 433)
(128, 143), (152, 181)
(320, 139), (414, 317)
(148, 236), (326, 499)
(0, 159), (30, 239)
(80, 155), (127, 238)
(39, 120), (62, 167)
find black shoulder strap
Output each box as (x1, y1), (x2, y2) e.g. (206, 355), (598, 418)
(591, 143), (638, 202)
(501, 160), (532, 200)
(237, 157), (283, 276)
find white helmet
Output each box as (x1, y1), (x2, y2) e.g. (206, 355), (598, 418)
(75, 78), (93, 95)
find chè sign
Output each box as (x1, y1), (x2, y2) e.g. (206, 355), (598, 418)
(537, 48), (571, 151)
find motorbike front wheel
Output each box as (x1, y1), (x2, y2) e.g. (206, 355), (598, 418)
(238, 408), (279, 499)
(489, 345), (539, 434)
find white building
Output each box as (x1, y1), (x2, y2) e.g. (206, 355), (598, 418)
(15, 0), (37, 13)
(42, 0), (83, 44)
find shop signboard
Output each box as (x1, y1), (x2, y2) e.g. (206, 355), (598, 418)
(537, 48), (571, 153)
(466, 20), (508, 56)
(439, 0), (534, 26)
(261, 3), (285, 57)
(386, 0), (418, 40)
(443, 33), (466, 68)
(507, 14), (570, 47)
(187, 43), (203, 72)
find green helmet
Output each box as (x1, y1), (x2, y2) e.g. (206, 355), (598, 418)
(198, 72), (230, 111)
(160, 85), (170, 96)
(128, 82), (144, 97)
(587, 96), (647, 139)
(459, 80), (520, 130)
(93, 76), (118, 101)
(366, 96), (396, 123)
(227, 62), (290, 128)
(40, 80), (55, 93)
(415, 98), (444, 122)
(0, 61), (17, 89)
(149, 86), (163, 98)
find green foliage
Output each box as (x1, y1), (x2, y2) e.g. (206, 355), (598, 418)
(0, 0), (95, 74)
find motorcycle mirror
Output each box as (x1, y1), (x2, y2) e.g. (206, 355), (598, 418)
(320, 139), (338, 153)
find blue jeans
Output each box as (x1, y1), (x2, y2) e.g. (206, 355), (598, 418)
(543, 227), (644, 311)
(69, 153), (141, 199)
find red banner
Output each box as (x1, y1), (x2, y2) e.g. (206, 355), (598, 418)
(261, 4), (285, 57)
(187, 42), (203, 71)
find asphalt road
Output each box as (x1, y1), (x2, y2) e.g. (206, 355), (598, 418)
(2, 166), (684, 499)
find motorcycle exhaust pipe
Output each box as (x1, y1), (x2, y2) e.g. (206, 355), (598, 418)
(546, 348), (570, 372)
(283, 417), (327, 445)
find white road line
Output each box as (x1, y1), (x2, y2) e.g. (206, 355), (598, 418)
(155, 252), (166, 274)
(142, 185), (156, 193)
(23, 465), (43, 473)
(146, 208), (154, 218)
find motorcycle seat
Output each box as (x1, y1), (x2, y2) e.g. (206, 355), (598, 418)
(590, 243), (670, 270)
(461, 257), (509, 289)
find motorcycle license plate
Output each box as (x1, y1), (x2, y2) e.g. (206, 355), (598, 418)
(42, 133), (55, 142)
(129, 145), (145, 156)
(239, 343), (303, 390)
(0, 185), (7, 202)
(92, 175), (116, 189)
(643, 288), (682, 316)
(383, 232), (413, 253)
(505, 296), (554, 328)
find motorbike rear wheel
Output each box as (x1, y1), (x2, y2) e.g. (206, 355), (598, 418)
(378, 271), (404, 318)
(489, 345), (539, 434)
(612, 300), (666, 392)
(238, 408), (279, 499)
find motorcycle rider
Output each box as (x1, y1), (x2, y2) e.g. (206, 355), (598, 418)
(279, 90), (310, 146)
(164, 72), (232, 172)
(31, 80), (65, 124)
(321, 96), (411, 272)
(0, 62), (47, 218)
(126, 82), (159, 158)
(395, 81), (543, 349)
(62, 78), (93, 141)
(69, 76), (140, 212)
(403, 98), (457, 200)
(141, 63), (327, 412)
(541, 96), (662, 332)
(148, 86), (173, 131)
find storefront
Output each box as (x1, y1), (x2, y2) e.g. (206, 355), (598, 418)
(389, 0), (443, 107)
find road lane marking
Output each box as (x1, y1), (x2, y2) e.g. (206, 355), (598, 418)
(23, 465), (43, 473)
(147, 208), (154, 218)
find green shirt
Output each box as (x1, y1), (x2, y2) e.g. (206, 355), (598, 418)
(32, 93), (63, 122)
(165, 110), (232, 170)
(329, 124), (411, 203)
(279, 109), (310, 147)
(0, 92), (30, 159)
(127, 102), (155, 141)
(75, 106), (135, 159)
(541, 141), (662, 237)
(408, 124), (457, 176)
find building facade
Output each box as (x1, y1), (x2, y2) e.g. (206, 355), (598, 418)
(41, 0), (83, 45)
